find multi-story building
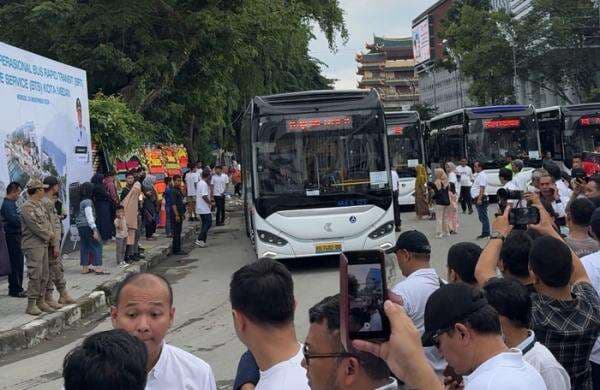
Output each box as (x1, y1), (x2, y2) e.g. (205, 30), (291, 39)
(412, 0), (474, 113)
(356, 36), (419, 111)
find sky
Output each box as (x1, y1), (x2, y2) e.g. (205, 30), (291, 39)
(309, 0), (440, 90)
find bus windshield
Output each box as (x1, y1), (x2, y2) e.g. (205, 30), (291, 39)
(466, 116), (539, 165)
(564, 114), (600, 158)
(255, 110), (389, 197)
(387, 121), (422, 177)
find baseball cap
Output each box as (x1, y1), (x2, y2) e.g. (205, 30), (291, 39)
(42, 176), (59, 187)
(421, 283), (489, 347)
(27, 179), (49, 190)
(385, 230), (431, 254)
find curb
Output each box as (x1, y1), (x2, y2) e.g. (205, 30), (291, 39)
(0, 223), (200, 358)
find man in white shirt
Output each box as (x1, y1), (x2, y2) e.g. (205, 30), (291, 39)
(538, 173), (570, 227)
(303, 294), (398, 390)
(471, 161), (490, 239)
(111, 272), (217, 390)
(195, 170), (212, 248)
(511, 159), (530, 191)
(581, 209), (600, 388)
(483, 278), (571, 390)
(212, 165), (229, 226)
(421, 283), (546, 389)
(455, 158), (474, 214)
(390, 167), (401, 232)
(230, 259), (309, 390)
(185, 164), (200, 221)
(387, 230), (446, 374)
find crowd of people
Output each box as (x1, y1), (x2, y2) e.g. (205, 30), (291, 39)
(0, 159), (240, 316)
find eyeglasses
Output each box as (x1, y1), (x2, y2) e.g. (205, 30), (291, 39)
(302, 344), (355, 366)
(431, 326), (454, 349)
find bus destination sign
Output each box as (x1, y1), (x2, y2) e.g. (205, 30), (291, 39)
(483, 118), (521, 129)
(286, 116), (352, 132)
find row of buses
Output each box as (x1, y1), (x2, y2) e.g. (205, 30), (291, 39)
(241, 89), (600, 260)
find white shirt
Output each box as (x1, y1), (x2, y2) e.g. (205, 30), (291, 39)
(146, 343), (217, 390)
(391, 169), (399, 192)
(74, 125), (90, 163)
(513, 171), (530, 191)
(195, 180), (211, 215)
(456, 165), (473, 186)
(517, 331), (571, 390)
(463, 349), (547, 389)
(256, 345), (309, 390)
(471, 171), (487, 199)
(212, 173), (229, 196)
(185, 171), (200, 196)
(391, 268), (445, 373)
(581, 251), (600, 364)
(556, 179), (573, 199)
(503, 179), (520, 191)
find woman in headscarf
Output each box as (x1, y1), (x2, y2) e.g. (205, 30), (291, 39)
(445, 162), (460, 234)
(76, 182), (107, 275)
(141, 176), (158, 240)
(91, 173), (113, 242)
(414, 164), (430, 220)
(121, 181), (142, 261)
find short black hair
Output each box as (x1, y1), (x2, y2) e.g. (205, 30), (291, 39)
(113, 272), (173, 306)
(529, 236), (573, 288)
(27, 188), (39, 196)
(573, 154), (582, 161)
(589, 175), (600, 190)
(447, 242), (482, 285)
(201, 170), (211, 179)
(164, 176), (172, 185)
(308, 295), (390, 381)
(6, 181), (21, 195)
(542, 160), (562, 181)
(483, 277), (531, 329)
(79, 182), (95, 200)
(63, 329), (147, 390)
(473, 161), (482, 169)
(116, 205), (124, 211)
(125, 171), (135, 178)
(215, 165), (223, 170)
(230, 258), (294, 326)
(498, 168), (513, 182)
(500, 230), (533, 278)
(568, 197), (595, 226)
(172, 174), (181, 181)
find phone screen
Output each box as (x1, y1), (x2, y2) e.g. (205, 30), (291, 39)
(344, 252), (390, 341)
(509, 207), (540, 225)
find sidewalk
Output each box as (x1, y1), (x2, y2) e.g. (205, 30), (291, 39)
(0, 220), (204, 357)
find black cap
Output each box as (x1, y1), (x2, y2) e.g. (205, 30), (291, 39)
(43, 176), (59, 187)
(422, 283), (489, 347)
(385, 230), (431, 254)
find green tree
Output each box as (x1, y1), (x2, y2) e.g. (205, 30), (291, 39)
(410, 102), (438, 121)
(513, 0), (600, 103)
(0, 0), (347, 157)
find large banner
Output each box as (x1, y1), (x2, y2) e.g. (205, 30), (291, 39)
(412, 18), (431, 65)
(0, 41), (92, 249)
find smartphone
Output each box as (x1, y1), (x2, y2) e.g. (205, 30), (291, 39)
(340, 250), (390, 348)
(509, 207), (540, 226)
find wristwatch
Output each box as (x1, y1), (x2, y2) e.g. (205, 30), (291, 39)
(490, 232), (505, 241)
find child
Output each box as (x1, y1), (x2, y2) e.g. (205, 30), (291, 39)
(114, 205), (128, 267)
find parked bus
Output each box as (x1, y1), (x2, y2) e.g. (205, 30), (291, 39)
(537, 103), (600, 167)
(428, 105), (541, 195)
(240, 90), (395, 260)
(385, 111), (426, 205)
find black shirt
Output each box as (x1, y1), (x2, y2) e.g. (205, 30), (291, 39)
(166, 187), (185, 215)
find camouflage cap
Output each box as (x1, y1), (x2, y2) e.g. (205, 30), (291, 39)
(27, 179), (49, 190)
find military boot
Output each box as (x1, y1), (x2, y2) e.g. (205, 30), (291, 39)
(26, 298), (42, 316)
(45, 291), (64, 310)
(36, 297), (56, 313)
(58, 289), (76, 305)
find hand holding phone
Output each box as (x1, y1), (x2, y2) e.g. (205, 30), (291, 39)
(340, 250), (390, 349)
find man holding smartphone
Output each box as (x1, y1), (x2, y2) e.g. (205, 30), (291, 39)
(387, 230), (446, 374)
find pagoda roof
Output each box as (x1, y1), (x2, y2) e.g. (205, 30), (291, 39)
(356, 52), (386, 63)
(372, 36), (412, 48)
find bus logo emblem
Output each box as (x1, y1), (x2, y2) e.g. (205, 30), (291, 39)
(324, 223), (333, 232)
(349, 216), (357, 224)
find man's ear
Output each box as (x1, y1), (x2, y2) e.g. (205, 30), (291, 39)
(110, 305), (119, 327)
(232, 309), (247, 330)
(454, 323), (471, 345)
(341, 357), (361, 386)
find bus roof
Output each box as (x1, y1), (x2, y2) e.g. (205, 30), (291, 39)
(253, 89), (382, 115)
(385, 110), (420, 123)
(429, 108), (464, 123)
(562, 102), (600, 117)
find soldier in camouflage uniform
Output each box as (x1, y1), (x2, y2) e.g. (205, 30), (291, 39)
(21, 179), (54, 316)
(42, 176), (75, 309)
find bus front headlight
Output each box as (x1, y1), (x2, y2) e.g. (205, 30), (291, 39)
(257, 230), (288, 247)
(368, 221), (395, 239)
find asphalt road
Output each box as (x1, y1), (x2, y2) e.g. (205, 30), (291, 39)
(0, 207), (492, 390)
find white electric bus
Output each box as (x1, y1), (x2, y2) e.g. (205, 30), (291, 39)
(385, 111), (426, 205)
(241, 90), (396, 260)
(428, 105), (542, 195)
